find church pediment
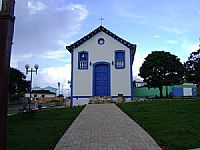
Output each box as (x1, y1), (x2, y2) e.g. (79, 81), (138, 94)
(66, 26), (136, 53)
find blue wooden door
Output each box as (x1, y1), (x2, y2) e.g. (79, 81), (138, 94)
(94, 63), (110, 96)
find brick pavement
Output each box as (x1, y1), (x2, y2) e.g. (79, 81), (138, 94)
(54, 104), (161, 150)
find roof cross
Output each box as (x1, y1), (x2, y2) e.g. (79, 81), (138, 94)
(98, 16), (104, 26)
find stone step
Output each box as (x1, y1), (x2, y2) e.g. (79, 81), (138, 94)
(89, 96), (112, 104)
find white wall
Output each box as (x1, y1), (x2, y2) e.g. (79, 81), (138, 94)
(73, 31), (132, 98)
(183, 88), (192, 96)
(73, 98), (90, 106)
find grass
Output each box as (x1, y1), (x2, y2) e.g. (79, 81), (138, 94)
(118, 100), (200, 150)
(7, 107), (84, 150)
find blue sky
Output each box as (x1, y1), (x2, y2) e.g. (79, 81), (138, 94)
(8, 0), (200, 95)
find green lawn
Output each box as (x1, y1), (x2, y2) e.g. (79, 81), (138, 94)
(118, 100), (200, 150)
(7, 107), (84, 150)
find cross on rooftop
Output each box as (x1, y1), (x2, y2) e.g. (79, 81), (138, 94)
(98, 16), (104, 26)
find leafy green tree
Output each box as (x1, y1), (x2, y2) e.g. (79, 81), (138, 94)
(9, 68), (29, 100)
(139, 51), (184, 97)
(184, 47), (200, 96)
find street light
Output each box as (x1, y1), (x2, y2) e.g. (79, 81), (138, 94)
(25, 64), (39, 112)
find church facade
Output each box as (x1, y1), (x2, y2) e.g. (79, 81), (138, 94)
(66, 26), (136, 106)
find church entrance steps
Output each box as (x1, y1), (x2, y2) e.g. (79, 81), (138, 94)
(89, 96), (112, 104)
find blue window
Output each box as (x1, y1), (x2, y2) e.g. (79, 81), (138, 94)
(78, 51), (88, 69)
(115, 50), (125, 69)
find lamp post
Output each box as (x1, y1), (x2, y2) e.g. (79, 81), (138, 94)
(25, 64), (39, 112)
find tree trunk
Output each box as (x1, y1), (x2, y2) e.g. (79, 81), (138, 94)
(159, 86), (163, 98)
(165, 86), (168, 98)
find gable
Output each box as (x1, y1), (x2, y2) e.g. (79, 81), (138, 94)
(75, 31), (130, 52)
(66, 26), (136, 53)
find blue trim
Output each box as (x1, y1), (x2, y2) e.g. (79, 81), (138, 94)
(92, 64), (95, 96)
(98, 38), (105, 45)
(130, 48), (134, 99)
(112, 96), (132, 98)
(78, 51), (88, 70)
(192, 87), (197, 96)
(115, 50), (125, 69)
(172, 87), (183, 96)
(70, 50), (74, 107)
(72, 96), (132, 98)
(93, 62), (111, 96)
(73, 96), (91, 98)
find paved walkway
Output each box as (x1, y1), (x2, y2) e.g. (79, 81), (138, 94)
(55, 104), (161, 150)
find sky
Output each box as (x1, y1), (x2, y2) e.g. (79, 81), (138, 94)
(5, 0), (200, 96)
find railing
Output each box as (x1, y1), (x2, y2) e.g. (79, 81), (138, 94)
(116, 60), (124, 68)
(79, 61), (88, 69)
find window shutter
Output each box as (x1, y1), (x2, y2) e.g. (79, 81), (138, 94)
(115, 50), (125, 69)
(78, 51), (88, 70)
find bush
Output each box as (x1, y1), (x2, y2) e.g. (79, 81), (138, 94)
(9, 94), (23, 104)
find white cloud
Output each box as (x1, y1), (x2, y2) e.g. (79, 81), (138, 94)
(188, 44), (199, 52)
(33, 64), (71, 89)
(153, 35), (161, 38)
(11, 53), (33, 68)
(181, 42), (199, 53)
(11, 0), (88, 89)
(38, 50), (66, 59)
(165, 40), (179, 45)
(57, 40), (67, 47)
(157, 26), (184, 34)
(132, 49), (149, 78)
(65, 4), (88, 20)
(13, 0), (88, 55)
(27, 1), (47, 14)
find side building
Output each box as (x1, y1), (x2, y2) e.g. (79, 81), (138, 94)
(134, 82), (197, 98)
(25, 86), (58, 102)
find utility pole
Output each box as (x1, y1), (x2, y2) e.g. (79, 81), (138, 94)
(0, 0), (15, 149)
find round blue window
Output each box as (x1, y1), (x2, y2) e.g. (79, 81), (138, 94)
(98, 38), (105, 45)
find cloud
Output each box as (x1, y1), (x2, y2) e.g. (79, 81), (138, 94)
(113, 1), (147, 24)
(165, 40), (179, 45)
(32, 64), (71, 89)
(112, 0), (200, 35)
(63, 4), (88, 20)
(132, 49), (149, 77)
(12, 0), (88, 60)
(153, 35), (161, 38)
(11, 53), (33, 68)
(38, 50), (67, 59)
(11, 0), (88, 88)
(27, 1), (47, 14)
(186, 44), (199, 53)
(158, 26), (184, 34)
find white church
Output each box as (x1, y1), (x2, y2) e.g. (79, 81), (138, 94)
(66, 26), (136, 106)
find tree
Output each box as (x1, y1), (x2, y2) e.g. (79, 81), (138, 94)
(139, 51), (184, 97)
(9, 68), (29, 99)
(184, 47), (200, 96)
